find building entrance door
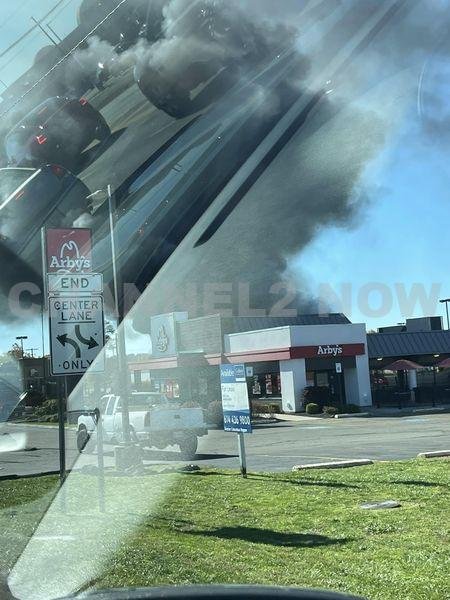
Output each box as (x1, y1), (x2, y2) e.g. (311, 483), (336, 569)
(314, 370), (347, 405)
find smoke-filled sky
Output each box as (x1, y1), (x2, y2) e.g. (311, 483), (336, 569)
(1, 0), (450, 356)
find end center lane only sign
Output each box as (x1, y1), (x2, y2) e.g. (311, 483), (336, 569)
(49, 296), (105, 375)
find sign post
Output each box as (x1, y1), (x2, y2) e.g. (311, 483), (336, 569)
(220, 364), (252, 478)
(43, 227), (105, 496)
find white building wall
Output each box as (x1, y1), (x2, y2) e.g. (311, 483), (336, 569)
(344, 368), (359, 405)
(279, 359), (306, 413)
(225, 327), (291, 353)
(224, 322), (372, 410)
(355, 354), (372, 406)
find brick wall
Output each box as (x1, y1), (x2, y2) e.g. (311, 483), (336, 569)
(177, 314), (223, 354)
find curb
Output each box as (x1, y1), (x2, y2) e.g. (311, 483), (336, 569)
(368, 406), (450, 418)
(5, 422), (76, 430)
(252, 419), (279, 426)
(274, 413), (322, 422)
(0, 469), (61, 482)
(292, 459), (373, 471)
(417, 450), (450, 458)
(334, 412), (370, 419)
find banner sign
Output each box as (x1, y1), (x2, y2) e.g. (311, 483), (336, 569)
(220, 364), (252, 434)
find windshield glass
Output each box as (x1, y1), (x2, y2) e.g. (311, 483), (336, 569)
(0, 169), (34, 204)
(116, 393), (168, 410)
(1, 2), (450, 600)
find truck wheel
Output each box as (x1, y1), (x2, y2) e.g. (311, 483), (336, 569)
(136, 67), (193, 118)
(95, 116), (111, 142)
(130, 426), (140, 445)
(178, 434), (198, 458)
(77, 427), (94, 453)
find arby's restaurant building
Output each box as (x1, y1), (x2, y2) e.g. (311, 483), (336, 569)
(129, 312), (373, 412)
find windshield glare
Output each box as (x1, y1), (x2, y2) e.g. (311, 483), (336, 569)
(1, 1), (450, 600)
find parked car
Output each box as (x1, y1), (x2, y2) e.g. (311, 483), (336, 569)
(4, 96), (111, 169)
(77, 391), (208, 457)
(0, 165), (91, 266)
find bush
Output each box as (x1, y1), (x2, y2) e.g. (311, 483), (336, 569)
(181, 401), (201, 409)
(205, 400), (224, 427)
(251, 401), (279, 417)
(323, 405), (339, 416)
(305, 402), (321, 415)
(32, 398), (61, 420)
(345, 403), (361, 413)
(301, 386), (332, 408)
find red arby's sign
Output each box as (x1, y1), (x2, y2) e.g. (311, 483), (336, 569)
(291, 344), (365, 359)
(45, 228), (92, 273)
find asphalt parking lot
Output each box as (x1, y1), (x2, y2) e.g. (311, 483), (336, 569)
(77, 76), (200, 198)
(1, 412), (450, 477)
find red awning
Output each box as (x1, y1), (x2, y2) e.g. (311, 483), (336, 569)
(436, 357), (450, 368)
(384, 359), (424, 371)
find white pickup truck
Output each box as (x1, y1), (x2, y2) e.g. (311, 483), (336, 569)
(77, 392), (208, 457)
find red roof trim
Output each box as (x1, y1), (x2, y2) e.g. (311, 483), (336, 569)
(129, 344), (366, 370)
(226, 343), (365, 363)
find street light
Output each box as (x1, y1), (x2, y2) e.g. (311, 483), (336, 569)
(15, 336), (28, 358)
(439, 298), (450, 330)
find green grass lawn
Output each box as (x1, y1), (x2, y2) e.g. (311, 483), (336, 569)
(1, 460), (450, 599)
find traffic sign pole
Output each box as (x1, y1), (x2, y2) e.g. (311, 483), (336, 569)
(237, 432), (247, 478)
(95, 408), (105, 512)
(107, 184), (132, 447)
(58, 376), (67, 511)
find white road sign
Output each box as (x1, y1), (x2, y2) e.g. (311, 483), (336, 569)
(47, 273), (103, 294)
(49, 295), (105, 375)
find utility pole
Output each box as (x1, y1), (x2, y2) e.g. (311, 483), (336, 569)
(46, 23), (63, 44)
(107, 185), (132, 446)
(15, 336), (28, 358)
(439, 298), (450, 330)
(30, 16), (60, 47)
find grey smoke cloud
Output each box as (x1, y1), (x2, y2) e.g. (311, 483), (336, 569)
(2, 0), (450, 328)
(131, 0), (450, 327)
(71, 0), (298, 85)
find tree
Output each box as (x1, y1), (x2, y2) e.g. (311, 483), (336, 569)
(7, 343), (24, 360)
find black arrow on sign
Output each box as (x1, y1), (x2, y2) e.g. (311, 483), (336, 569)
(75, 325), (99, 349)
(57, 334), (81, 358)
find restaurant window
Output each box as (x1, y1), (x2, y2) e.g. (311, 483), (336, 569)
(249, 373), (281, 398)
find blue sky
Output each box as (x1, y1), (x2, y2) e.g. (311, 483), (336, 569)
(0, 0), (79, 87)
(295, 111), (450, 330)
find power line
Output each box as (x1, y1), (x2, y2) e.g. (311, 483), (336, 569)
(0, 0), (69, 61)
(0, 0), (130, 119)
(0, 0), (35, 34)
(47, 0), (81, 27)
(0, 30), (43, 75)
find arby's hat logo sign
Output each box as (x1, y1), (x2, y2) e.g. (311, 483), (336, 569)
(46, 228), (92, 273)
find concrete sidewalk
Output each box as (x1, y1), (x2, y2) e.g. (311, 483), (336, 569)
(274, 404), (450, 422)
